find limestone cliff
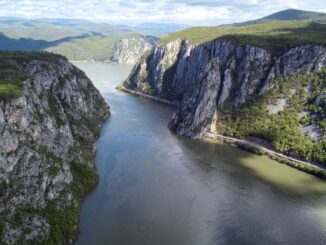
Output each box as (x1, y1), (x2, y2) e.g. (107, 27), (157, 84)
(111, 35), (158, 64)
(0, 52), (110, 244)
(125, 39), (326, 138)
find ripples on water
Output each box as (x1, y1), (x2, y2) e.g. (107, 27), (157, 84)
(74, 62), (326, 245)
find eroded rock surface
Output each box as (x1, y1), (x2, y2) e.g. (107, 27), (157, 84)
(111, 35), (158, 65)
(0, 53), (110, 244)
(125, 39), (326, 138)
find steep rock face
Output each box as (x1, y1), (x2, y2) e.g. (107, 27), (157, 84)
(111, 35), (158, 65)
(125, 39), (326, 138)
(0, 54), (110, 244)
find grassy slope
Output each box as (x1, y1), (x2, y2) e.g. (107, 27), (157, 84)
(257, 9), (326, 24)
(45, 36), (120, 61)
(161, 20), (326, 54)
(45, 33), (152, 61)
(0, 24), (77, 41)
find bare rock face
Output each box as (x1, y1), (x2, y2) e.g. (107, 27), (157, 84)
(169, 58), (221, 137)
(125, 39), (326, 138)
(111, 35), (158, 65)
(0, 53), (110, 244)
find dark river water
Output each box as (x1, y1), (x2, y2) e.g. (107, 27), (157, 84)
(74, 62), (326, 245)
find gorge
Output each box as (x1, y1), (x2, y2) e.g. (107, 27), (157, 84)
(75, 62), (326, 245)
(0, 7), (326, 245)
(124, 21), (326, 167)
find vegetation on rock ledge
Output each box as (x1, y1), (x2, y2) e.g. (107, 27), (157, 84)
(219, 69), (326, 164)
(0, 51), (67, 101)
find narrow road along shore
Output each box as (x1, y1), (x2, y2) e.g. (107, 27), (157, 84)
(204, 131), (326, 171)
(117, 85), (325, 178)
(116, 85), (179, 107)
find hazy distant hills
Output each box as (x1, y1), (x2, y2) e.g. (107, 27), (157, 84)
(258, 8), (326, 23)
(136, 22), (190, 33)
(0, 32), (104, 51)
(0, 17), (187, 61)
(0, 9), (324, 62)
(0, 17), (183, 41)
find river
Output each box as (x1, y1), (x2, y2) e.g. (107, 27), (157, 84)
(74, 62), (326, 245)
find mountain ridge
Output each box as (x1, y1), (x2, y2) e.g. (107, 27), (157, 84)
(255, 8), (326, 24)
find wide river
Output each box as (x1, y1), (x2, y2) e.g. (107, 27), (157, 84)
(74, 63), (326, 245)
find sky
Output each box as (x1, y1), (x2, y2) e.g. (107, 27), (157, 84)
(0, 0), (325, 26)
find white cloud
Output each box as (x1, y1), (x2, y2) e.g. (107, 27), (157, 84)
(0, 0), (324, 25)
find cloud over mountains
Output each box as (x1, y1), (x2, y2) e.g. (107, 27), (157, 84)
(0, 0), (325, 25)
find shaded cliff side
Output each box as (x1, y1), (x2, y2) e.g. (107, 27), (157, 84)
(0, 52), (110, 244)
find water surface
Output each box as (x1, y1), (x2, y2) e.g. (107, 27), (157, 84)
(75, 62), (326, 245)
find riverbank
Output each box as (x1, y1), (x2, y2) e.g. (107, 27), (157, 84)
(71, 60), (109, 63)
(116, 85), (179, 107)
(117, 87), (326, 179)
(71, 60), (135, 65)
(204, 132), (326, 179)
(75, 63), (326, 245)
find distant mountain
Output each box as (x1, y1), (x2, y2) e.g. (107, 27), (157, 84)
(0, 17), (179, 41)
(0, 32), (102, 51)
(8, 9), (325, 63)
(167, 9), (326, 45)
(0, 17), (93, 26)
(136, 22), (190, 33)
(28, 18), (94, 26)
(260, 9), (326, 23)
(0, 17), (168, 63)
(0, 33), (49, 51)
(237, 9), (326, 25)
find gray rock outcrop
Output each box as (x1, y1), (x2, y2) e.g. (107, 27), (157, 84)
(125, 39), (326, 138)
(0, 53), (110, 244)
(111, 35), (158, 64)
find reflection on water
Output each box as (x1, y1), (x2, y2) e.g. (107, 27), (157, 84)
(74, 62), (326, 245)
